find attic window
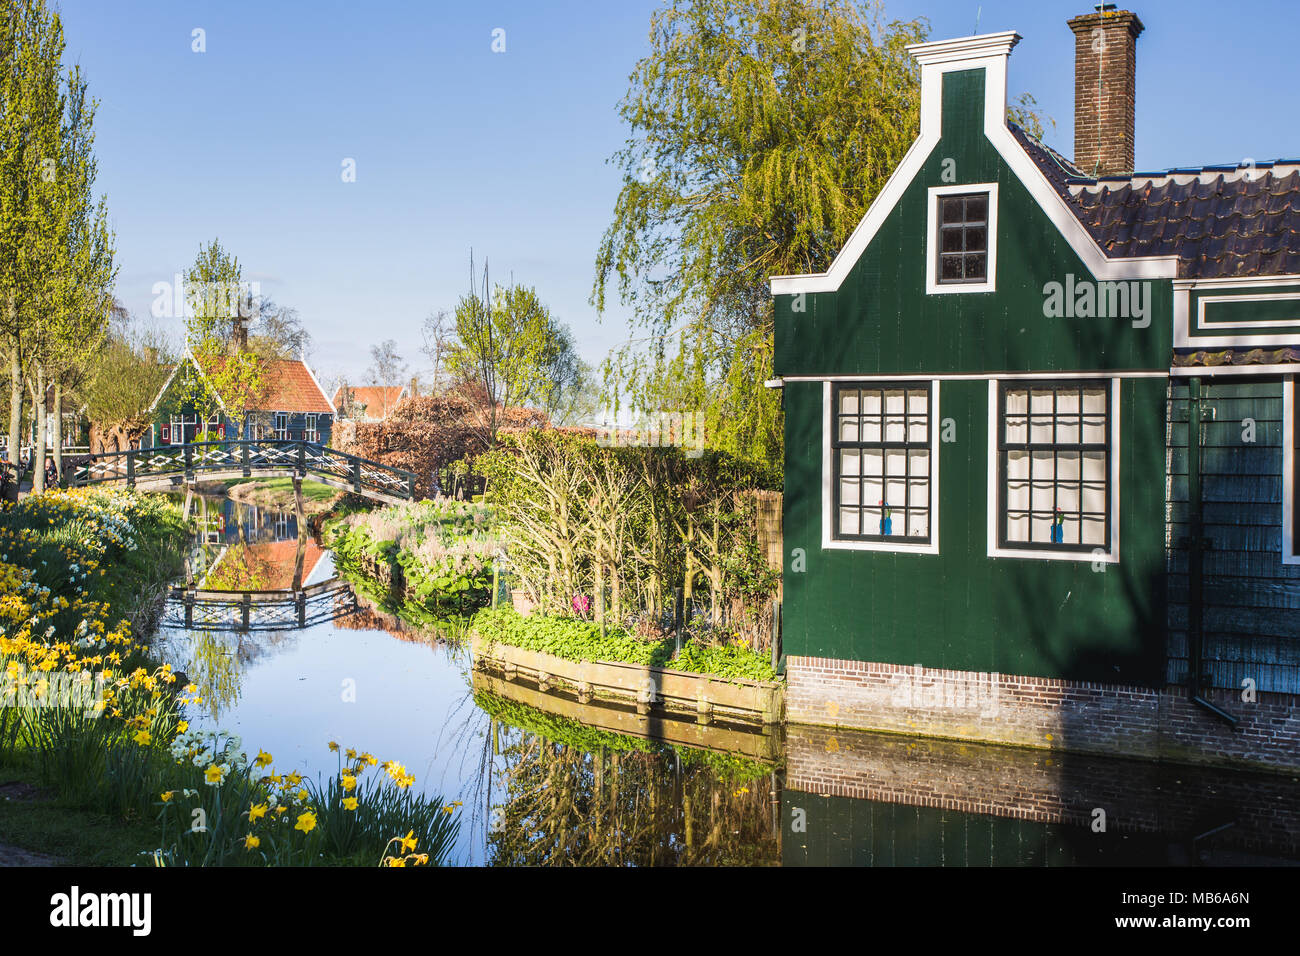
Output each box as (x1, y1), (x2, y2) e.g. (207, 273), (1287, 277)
(937, 193), (988, 283)
(926, 183), (998, 295)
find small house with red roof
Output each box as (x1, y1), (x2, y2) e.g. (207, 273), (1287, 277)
(144, 350), (335, 448)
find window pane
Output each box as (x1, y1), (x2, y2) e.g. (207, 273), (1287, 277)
(965, 226), (987, 253)
(839, 509), (861, 536)
(964, 253), (986, 279)
(863, 390), (883, 415)
(1080, 515), (1106, 545)
(1006, 513), (1029, 542)
(862, 418), (882, 442)
(907, 389), (927, 414)
(964, 195), (987, 222)
(907, 510), (929, 538)
(885, 449), (907, 476)
(1082, 388), (1106, 414)
(840, 478), (860, 505)
(840, 448), (861, 476)
(1082, 450), (1106, 481)
(909, 449), (930, 476)
(839, 418), (859, 442)
(863, 447), (884, 477)
(941, 197), (964, 224)
(1082, 416), (1107, 444)
(941, 255), (964, 280)
(840, 391), (859, 415)
(1007, 450), (1030, 482)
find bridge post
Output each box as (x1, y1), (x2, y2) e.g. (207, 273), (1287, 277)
(242, 441), (251, 478)
(126, 450), (135, 490)
(297, 591), (306, 628)
(296, 440), (305, 477)
(352, 457), (361, 494)
(241, 593), (251, 631)
(184, 444), (194, 482)
(406, 473), (416, 500)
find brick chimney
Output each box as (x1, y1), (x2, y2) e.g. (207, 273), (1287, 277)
(1068, 5), (1144, 177)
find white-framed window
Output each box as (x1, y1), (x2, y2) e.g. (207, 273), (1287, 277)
(169, 414), (186, 445)
(273, 411), (288, 440)
(305, 413), (318, 444)
(925, 182), (998, 295)
(822, 380), (940, 554)
(1284, 376), (1299, 564)
(987, 378), (1119, 562)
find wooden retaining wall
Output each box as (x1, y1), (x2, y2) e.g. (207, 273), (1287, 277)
(471, 633), (784, 727)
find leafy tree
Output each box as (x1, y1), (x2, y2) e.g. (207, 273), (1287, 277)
(446, 279), (584, 442)
(177, 239), (264, 435)
(593, 0), (930, 468)
(0, 0), (115, 490)
(83, 310), (175, 436)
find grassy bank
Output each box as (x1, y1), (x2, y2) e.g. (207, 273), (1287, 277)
(0, 489), (460, 866)
(224, 477), (342, 515)
(473, 606), (778, 682)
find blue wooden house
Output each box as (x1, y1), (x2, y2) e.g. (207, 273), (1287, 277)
(145, 350), (335, 449)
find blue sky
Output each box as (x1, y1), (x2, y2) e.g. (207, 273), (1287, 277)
(57, 0), (1299, 386)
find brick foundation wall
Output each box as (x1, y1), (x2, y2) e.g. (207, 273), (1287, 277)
(785, 723), (1300, 856)
(787, 656), (1300, 772)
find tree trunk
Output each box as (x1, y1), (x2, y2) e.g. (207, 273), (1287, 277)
(30, 371), (47, 494)
(8, 347), (21, 472)
(51, 381), (62, 483)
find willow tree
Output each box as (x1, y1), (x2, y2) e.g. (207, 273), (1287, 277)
(593, 0), (929, 467)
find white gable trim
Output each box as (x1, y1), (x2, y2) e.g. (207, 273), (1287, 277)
(301, 361), (335, 414)
(769, 30), (1178, 297)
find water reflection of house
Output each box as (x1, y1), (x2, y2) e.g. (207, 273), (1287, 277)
(204, 538), (325, 592)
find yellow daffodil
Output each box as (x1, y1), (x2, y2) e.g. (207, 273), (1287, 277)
(399, 830), (417, 853)
(254, 750), (273, 768)
(244, 834), (260, 850)
(160, 791), (175, 803)
(294, 811), (317, 834)
(248, 803), (268, 823)
(342, 797), (358, 811)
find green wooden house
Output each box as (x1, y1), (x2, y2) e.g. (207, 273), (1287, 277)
(769, 9), (1300, 764)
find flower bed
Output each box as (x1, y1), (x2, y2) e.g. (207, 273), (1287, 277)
(0, 489), (461, 866)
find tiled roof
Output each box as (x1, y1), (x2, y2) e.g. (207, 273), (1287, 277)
(1011, 124), (1300, 279)
(331, 385), (405, 418)
(199, 356), (334, 414)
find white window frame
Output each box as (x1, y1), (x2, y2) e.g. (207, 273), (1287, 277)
(925, 182), (998, 295)
(305, 413), (318, 444)
(273, 411), (288, 441)
(987, 377), (1120, 563)
(169, 414), (186, 445)
(1284, 376), (1299, 564)
(822, 379), (940, 554)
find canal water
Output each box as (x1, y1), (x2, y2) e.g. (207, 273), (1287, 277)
(152, 498), (1300, 867)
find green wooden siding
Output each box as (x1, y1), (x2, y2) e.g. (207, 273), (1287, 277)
(1165, 379), (1300, 694)
(774, 68), (1173, 381)
(782, 377), (1167, 685)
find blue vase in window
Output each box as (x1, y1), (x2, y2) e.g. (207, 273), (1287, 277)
(880, 500), (892, 536)
(1050, 508), (1064, 544)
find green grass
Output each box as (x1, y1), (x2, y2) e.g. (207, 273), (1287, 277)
(225, 477), (340, 503)
(472, 606), (779, 682)
(0, 759), (160, 865)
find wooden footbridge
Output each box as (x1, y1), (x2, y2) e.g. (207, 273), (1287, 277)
(70, 440), (416, 505)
